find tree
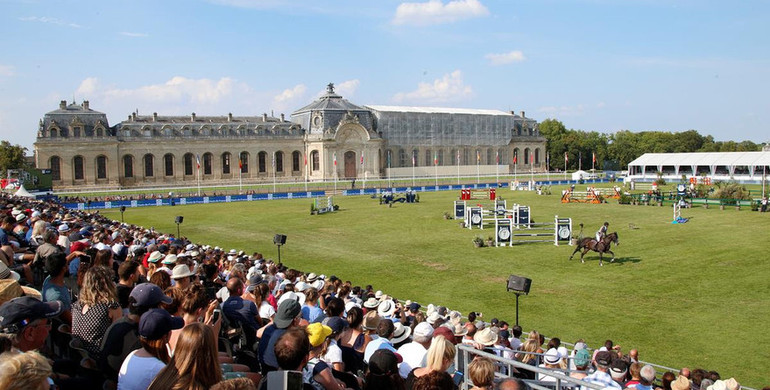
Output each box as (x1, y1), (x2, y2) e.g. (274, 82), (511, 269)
(0, 141), (29, 177)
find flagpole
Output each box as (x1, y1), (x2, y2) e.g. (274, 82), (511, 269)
(304, 151), (308, 193)
(387, 153), (391, 189)
(564, 152), (568, 180)
(495, 151), (499, 186)
(476, 151), (480, 184)
(333, 151), (337, 194)
(196, 154), (201, 197)
(412, 153), (415, 187)
(239, 159), (243, 194)
(456, 150), (460, 185)
(434, 151), (438, 187)
(272, 152), (276, 194)
(361, 150), (366, 190)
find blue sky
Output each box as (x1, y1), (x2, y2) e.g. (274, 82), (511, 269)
(1, 0), (768, 150)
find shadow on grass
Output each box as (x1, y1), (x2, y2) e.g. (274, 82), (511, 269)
(574, 256), (641, 266)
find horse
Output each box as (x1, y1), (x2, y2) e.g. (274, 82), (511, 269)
(569, 232), (619, 266)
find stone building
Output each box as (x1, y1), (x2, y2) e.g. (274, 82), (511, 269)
(34, 83), (546, 189)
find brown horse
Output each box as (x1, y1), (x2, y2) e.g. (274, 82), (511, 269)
(569, 232), (619, 266)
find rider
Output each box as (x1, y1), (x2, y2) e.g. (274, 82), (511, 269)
(596, 222), (609, 242)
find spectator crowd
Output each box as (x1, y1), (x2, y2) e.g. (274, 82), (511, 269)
(0, 192), (758, 390)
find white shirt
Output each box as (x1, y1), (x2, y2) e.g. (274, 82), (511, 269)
(363, 337), (396, 364)
(322, 339), (343, 366)
(118, 349), (166, 390)
(397, 342), (428, 378)
(259, 300), (276, 319)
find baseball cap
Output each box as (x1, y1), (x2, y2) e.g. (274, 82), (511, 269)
(326, 316), (348, 334)
(574, 348), (591, 367)
(306, 322), (333, 348)
(368, 349), (401, 375)
(0, 296), (62, 333)
(408, 302), (421, 312)
(130, 283), (173, 307)
(413, 321), (434, 339)
(595, 350), (613, 366)
(274, 299), (301, 329)
(138, 309), (184, 340)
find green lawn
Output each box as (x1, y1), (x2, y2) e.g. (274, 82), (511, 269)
(100, 187), (770, 387)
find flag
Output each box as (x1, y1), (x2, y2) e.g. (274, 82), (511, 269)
(304, 153), (307, 166)
(495, 150), (499, 164)
(412, 153), (415, 167)
(476, 150), (480, 163)
(360, 151), (364, 165)
(387, 152), (391, 168)
(592, 152), (596, 164)
(238, 157), (243, 171)
(456, 150), (460, 164)
(530, 153), (534, 163)
(513, 152), (517, 164)
(564, 152), (568, 167)
(333, 152), (337, 166)
(434, 151), (438, 166)
(272, 152), (275, 169)
(196, 154), (200, 170)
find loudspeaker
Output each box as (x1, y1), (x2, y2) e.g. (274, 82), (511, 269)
(273, 234), (287, 245)
(507, 275), (532, 295)
(175, 216), (184, 224)
(120, 206), (126, 212)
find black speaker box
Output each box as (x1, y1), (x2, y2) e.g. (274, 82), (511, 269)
(507, 275), (532, 295)
(274, 234), (287, 245)
(175, 216), (184, 224)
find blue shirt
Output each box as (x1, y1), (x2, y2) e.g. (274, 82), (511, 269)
(222, 295), (260, 330)
(301, 304), (325, 324)
(581, 369), (622, 390)
(42, 275), (71, 311)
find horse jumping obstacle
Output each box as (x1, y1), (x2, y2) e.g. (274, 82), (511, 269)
(561, 188), (602, 204)
(462, 202), (531, 230)
(503, 216), (573, 246)
(590, 186), (621, 199)
(460, 188), (496, 200)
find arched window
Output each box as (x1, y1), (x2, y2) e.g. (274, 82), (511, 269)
(513, 148), (520, 164)
(535, 148), (541, 164)
(524, 148), (530, 165)
(398, 149), (406, 167)
(240, 152), (249, 173)
(275, 151), (284, 172)
(425, 149), (432, 166)
(258, 151), (267, 173)
(412, 149), (419, 167)
(450, 149), (457, 165)
(164, 154), (174, 176)
(96, 128), (104, 137)
(50, 156), (61, 181)
(144, 154), (154, 177)
(184, 153), (194, 176)
(499, 149), (507, 165)
(50, 128), (58, 138)
(292, 151), (301, 172)
(123, 155), (134, 178)
(203, 153), (212, 175)
(96, 155), (107, 179)
(487, 148), (494, 165)
(222, 152), (231, 174)
(311, 151), (319, 171)
(386, 150), (393, 168)
(463, 149), (470, 165)
(73, 156), (84, 180)
(73, 127), (81, 138)
(438, 150), (444, 166)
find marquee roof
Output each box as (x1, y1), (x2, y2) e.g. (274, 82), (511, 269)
(628, 152), (770, 167)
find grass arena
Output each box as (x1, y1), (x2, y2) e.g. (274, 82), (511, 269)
(99, 184), (770, 387)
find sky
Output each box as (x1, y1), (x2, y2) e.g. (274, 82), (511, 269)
(1, 0), (769, 151)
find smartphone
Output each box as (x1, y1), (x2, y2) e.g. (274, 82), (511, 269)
(453, 371), (464, 386)
(211, 309), (221, 323)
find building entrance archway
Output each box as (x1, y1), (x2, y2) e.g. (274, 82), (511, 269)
(344, 151), (356, 179)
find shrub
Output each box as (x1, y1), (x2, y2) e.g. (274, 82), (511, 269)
(618, 194), (633, 205)
(713, 181), (752, 200)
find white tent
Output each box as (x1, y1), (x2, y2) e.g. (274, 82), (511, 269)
(572, 170), (589, 180)
(14, 185), (34, 198)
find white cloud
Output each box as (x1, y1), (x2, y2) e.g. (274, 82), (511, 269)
(120, 32), (149, 38)
(73, 76), (266, 118)
(392, 0), (489, 26)
(206, 0), (287, 9)
(18, 16), (82, 28)
(393, 70), (473, 104)
(334, 79), (360, 98)
(538, 104), (587, 118)
(272, 84), (307, 111)
(0, 65), (14, 77)
(485, 50), (525, 66)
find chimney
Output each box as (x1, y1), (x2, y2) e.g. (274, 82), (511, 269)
(510, 110), (515, 115)
(128, 115), (132, 121)
(153, 112), (158, 122)
(228, 113), (233, 122)
(520, 111), (525, 118)
(82, 100), (89, 110)
(262, 113), (268, 121)
(131, 112), (137, 121)
(280, 113), (285, 122)
(191, 112), (196, 122)
(60, 100), (66, 109)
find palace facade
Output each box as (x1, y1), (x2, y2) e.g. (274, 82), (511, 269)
(34, 84), (547, 189)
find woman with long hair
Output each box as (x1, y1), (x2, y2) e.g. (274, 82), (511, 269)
(118, 308), (184, 390)
(71, 265), (122, 360)
(468, 357), (495, 390)
(148, 322), (223, 390)
(405, 335), (456, 390)
(149, 270), (171, 291)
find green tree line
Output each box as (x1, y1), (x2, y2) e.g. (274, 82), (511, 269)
(538, 119), (763, 171)
(0, 141), (29, 177)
